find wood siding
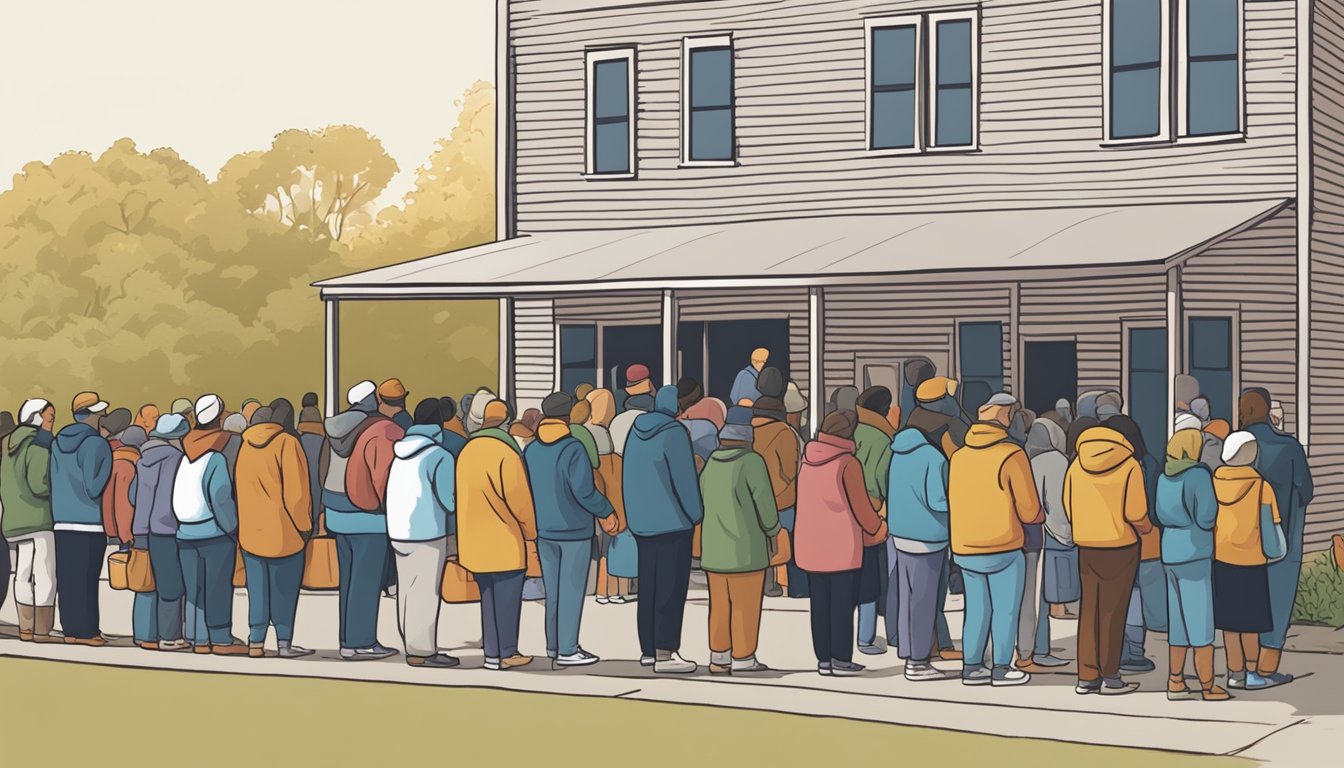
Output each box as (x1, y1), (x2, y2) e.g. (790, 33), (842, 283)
(508, 0), (1297, 232)
(1310, 3), (1344, 549)
(514, 297), (557, 410)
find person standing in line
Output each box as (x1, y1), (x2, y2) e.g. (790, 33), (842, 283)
(609, 364), (655, 450)
(730, 348), (770, 407)
(1023, 419), (1073, 669)
(699, 407), (778, 674)
(3, 400), (59, 643)
(1064, 424), (1152, 695)
(948, 398), (1042, 687)
(586, 388), (632, 605)
(885, 416), (951, 681)
(134, 404), (161, 434)
(104, 426), (149, 647)
(437, 396), (469, 458)
(750, 379), (800, 602)
(182, 394), (242, 647)
(457, 399), (536, 671)
(1157, 428), (1228, 701)
(386, 399), (460, 668)
(1105, 414), (1166, 674)
(174, 395), (248, 656)
(525, 392), (618, 667)
(297, 406), (325, 532)
(677, 378), (720, 465)
(378, 378), (414, 432)
(0, 411), (14, 615)
(853, 386), (896, 656)
(49, 391), (114, 646)
(236, 399), (314, 658)
(132, 414), (192, 652)
(622, 385), (704, 674)
(794, 411), (887, 677)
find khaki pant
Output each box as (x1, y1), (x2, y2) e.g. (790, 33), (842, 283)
(707, 570), (766, 661)
(1077, 544), (1139, 682)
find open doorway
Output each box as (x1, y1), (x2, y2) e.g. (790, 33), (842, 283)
(706, 318), (790, 401)
(1023, 340), (1078, 416)
(603, 324), (662, 390)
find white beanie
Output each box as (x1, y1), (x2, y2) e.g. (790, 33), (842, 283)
(19, 398), (50, 427)
(195, 394), (223, 425)
(346, 380), (376, 406)
(1173, 413), (1203, 434)
(1221, 431), (1258, 466)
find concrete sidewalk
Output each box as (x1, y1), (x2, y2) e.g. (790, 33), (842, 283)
(2, 581), (1340, 764)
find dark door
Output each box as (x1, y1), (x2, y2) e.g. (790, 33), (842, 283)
(603, 324), (662, 390)
(677, 321), (706, 386)
(1023, 340), (1078, 416)
(1129, 326), (1169, 456)
(706, 318), (791, 402)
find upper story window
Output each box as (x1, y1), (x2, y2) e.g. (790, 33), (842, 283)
(867, 11), (979, 154)
(683, 35), (736, 165)
(1105, 0), (1243, 144)
(586, 48), (635, 176)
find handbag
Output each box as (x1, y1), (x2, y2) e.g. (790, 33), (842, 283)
(107, 550), (130, 591)
(1260, 484), (1288, 562)
(768, 530), (792, 567)
(440, 557), (481, 603)
(302, 537), (340, 590)
(127, 547), (156, 593)
(607, 529), (639, 579)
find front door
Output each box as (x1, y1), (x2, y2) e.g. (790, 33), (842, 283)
(705, 318), (791, 401)
(1128, 326), (1169, 455)
(1023, 340), (1079, 416)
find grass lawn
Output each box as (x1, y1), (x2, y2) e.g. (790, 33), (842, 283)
(0, 657), (1249, 767)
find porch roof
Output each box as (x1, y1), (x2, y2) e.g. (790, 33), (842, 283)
(316, 199), (1290, 298)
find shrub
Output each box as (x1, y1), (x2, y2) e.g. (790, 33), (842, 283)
(1292, 551), (1344, 628)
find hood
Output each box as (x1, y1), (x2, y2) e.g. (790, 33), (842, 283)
(631, 410), (681, 441)
(6, 425), (36, 457)
(113, 445), (141, 464)
(394, 425), (443, 460)
(1026, 419), (1066, 459)
(964, 422), (1011, 450)
(139, 440), (183, 468)
(324, 410), (370, 455)
(891, 427), (932, 455)
(54, 422), (101, 454)
(804, 433), (855, 466)
(1074, 427), (1135, 474)
(183, 427), (231, 462)
(537, 419), (571, 445)
(1214, 466), (1262, 505)
(857, 406), (896, 438)
(654, 386), (679, 416)
(623, 393), (655, 413)
(709, 446), (753, 463)
(243, 423), (285, 449)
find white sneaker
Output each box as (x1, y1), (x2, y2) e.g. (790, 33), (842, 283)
(640, 655), (656, 667)
(992, 666), (1031, 687)
(904, 662), (948, 681)
(483, 657), (502, 671)
(654, 652), (697, 674)
(556, 648), (600, 667)
(595, 596), (610, 605)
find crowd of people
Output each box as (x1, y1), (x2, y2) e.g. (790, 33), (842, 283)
(0, 352), (1315, 699)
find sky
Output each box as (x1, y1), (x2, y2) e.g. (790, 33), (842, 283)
(0, 0), (495, 207)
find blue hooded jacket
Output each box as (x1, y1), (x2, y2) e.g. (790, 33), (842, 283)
(49, 422), (113, 529)
(1247, 421), (1314, 648)
(621, 387), (704, 536)
(131, 439), (185, 537)
(525, 420), (614, 541)
(1155, 464), (1217, 565)
(885, 428), (950, 548)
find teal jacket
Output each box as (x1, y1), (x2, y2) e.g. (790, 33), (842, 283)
(1155, 465), (1217, 565)
(885, 428), (950, 547)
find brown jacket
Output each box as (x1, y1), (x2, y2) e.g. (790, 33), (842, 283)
(101, 446), (139, 545)
(752, 418), (800, 511)
(236, 423), (313, 559)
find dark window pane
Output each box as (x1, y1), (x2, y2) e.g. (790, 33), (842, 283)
(960, 321), (1004, 413)
(1188, 59), (1238, 135)
(936, 85), (973, 146)
(1129, 327), (1166, 371)
(1111, 66), (1162, 138)
(1188, 0), (1238, 58)
(594, 121), (630, 174)
(690, 108), (733, 161)
(1110, 0), (1162, 139)
(594, 60), (629, 120)
(937, 20), (972, 86)
(873, 90), (917, 149)
(1128, 327), (1168, 455)
(560, 325), (598, 394)
(872, 26), (917, 87)
(1189, 317), (1233, 421)
(1112, 0), (1163, 68)
(690, 47), (732, 108)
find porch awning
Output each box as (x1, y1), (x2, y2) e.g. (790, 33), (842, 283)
(316, 198), (1290, 298)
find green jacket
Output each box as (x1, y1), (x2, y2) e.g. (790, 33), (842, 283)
(698, 447), (781, 573)
(1, 426), (53, 538)
(854, 422), (893, 504)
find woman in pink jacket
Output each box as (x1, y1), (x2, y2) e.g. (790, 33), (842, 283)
(794, 410), (888, 676)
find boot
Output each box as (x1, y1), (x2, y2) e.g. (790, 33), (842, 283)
(32, 605), (60, 643)
(17, 604), (35, 641)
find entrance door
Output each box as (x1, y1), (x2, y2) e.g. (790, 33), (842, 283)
(1023, 340), (1078, 416)
(705, 318), (791, 401)
(603, 324), (662, 390)
(857, 352), (952, 426)
(1128, 326), (1168, 455)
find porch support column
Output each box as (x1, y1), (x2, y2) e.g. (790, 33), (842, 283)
(809, 286), (825, 439)
(662, 289), (678, 386)
(1009, 281), (1021, 397)
(1166, 267), (1182, 439)
(498, 297), (514, 402)
(324, 297), (340, 418)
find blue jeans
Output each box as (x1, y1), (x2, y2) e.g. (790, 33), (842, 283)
(178, 536), (236, 646)
(1165, 559), (1215, 647)
(858, 602), (877, 647)
(335, 532), (389, 649)
(538, 538), (591, 657)
(147, 535), (184, 642)
(477, 569), (525, 661)
(243, 550), (305, 644)
(955, 551), (1026, 669)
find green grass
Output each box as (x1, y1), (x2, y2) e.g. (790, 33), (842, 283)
(1293, 550), (1344, 628)
(0, 657), (1246, 767)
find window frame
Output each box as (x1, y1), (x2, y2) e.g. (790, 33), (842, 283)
(864, 15), (925, 156)
(926, 9), (981, 152)
(1102, 0), (1173, 146)
(584, 47), (637, 179)
(681, 34), (737, 167)
(1176, 0), (1244, 140)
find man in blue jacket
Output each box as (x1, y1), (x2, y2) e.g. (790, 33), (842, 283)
(525, 392), (618, 668)
(622, 385), (704, 673)
(50, 391), (114, 645)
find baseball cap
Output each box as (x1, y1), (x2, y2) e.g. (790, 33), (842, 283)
(72, 391), (108, 414)
(346, 380), (376, 405)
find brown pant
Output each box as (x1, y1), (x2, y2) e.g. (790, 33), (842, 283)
(1077, 544), (1139, 682)
(707, 570), (766, 661)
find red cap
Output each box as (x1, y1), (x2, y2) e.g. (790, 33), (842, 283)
(625, 364), (650, 384)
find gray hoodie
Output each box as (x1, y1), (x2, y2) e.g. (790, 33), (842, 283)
(321, 409), (374, 510)
(1027, 420), (1072, 548)
(132, 439), (185, 537)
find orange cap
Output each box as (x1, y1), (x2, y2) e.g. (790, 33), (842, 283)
(377, 378), (408, 400)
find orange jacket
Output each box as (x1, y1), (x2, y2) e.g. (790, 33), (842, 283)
(456, 429), (537, 574)
(752, 419), (801, 511)
(101, 446), (139, 545)
(949, 423), (1043, 556)
(1064, 427), (1152, 549)
(236, 424), (313, 558)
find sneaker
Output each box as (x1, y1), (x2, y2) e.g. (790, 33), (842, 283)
(407, 653), (460, 668)
(340, 645), (397, 661)
(211, 642), (251, 656)
(609, 595), (630, 604)
(248, 643), (266, 658)
(370, 642), (398, 655)
(1120, 655), (1156, 672)
(731, 657), (769, 673)
(1100, 677), (1140, 695)
(992, 666), (1031, 687)
(830, 660), (866, 677)
(857, 644), (886, 656)
(595, 596), (610, 605)
(556, 648), (600, 667)
(277, 644), (314, 659)
(483, 657), (502, 671)
(501, 654), (533, 670)
(904, 662), (949, 682)
(158, 639), (192, 652)
(1167, 684), (1201, 701)
(654, 652), (697, 674)
(1246, 671), (1294, 690)
(1075, 680), (1102, 695)
(1032, 654), (1071, 668)
(962, 666), (992, 686)
(640, 655), (656, 667)
(1227, 671), (1247, 689)
(763, 584), (783, 598)
(817, 662), (832, 676)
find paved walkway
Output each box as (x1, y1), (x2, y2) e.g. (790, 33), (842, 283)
(2, 581), (1340, 764)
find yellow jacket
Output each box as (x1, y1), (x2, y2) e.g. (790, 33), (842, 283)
(235, 424), (312, 559)
(1213, 465), (1280, 566)
(455, 429), (537, 574)
(1064, 427), (1152, 549)
(949, 423), (1042, 556)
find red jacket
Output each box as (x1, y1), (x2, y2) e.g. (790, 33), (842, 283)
(346, 416), (404, 512)
(793, 433), (887, 573)
(101, 446), (140, 545)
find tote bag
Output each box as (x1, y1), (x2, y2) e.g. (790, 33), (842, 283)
(127, 547), (156, 593)
(107, 551), (130, 591)
(607, 530), (639, 579)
